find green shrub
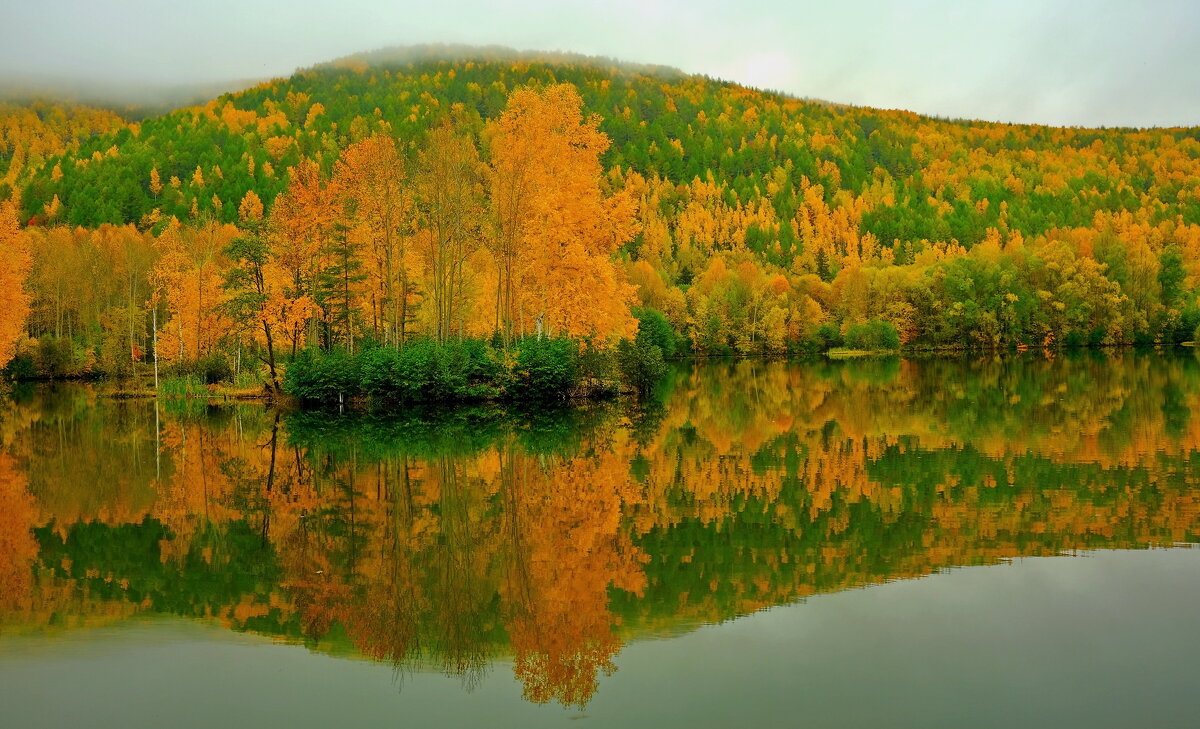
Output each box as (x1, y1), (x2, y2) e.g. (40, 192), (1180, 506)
(164, 354), (235, 385)
(358, 346), (402, 400)
(814, 323), (843, 351)
(843, 320), (900, 351)
(455, 338), (503, 383)
(1132, 330), (1156, 348)
(513, 336), (578, 400)
(394, 339), (440, 399)
(355, 339), (505, 404)
(285, 349), (361, 404)
(37, 336), (78, 377)
(617, 339), (666, 394)
(197, 353), (234, 384)
(1179, 305), (1200, 343)
(3, 353), (35, 380)
(633, 307), (677, 358)
(285, 336), (582, 405)
(439, 338), (505, 399)
(575, 342), (620, 392)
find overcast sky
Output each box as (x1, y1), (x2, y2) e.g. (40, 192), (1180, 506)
(2, 0), (1198, 128)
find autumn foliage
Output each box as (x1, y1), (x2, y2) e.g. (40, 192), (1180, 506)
(485, 83), (637, 342)
(0, 200), (32, 368)
(4, 51), (1200, 379)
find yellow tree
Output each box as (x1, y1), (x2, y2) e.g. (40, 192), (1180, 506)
(155, 218), (237, 362)
(415, 123), (485, 343)
(271, 160), (341, 349)
(0, 200), (32, 368)
(333, 135), (413, 345)
(215, 191), (321, 360)
(485, 83), (637, 343)
(150, 221), (189, 361)
(224, 193), (289, 393)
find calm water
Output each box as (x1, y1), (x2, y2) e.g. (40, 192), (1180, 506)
(1, 352), (1199, 728)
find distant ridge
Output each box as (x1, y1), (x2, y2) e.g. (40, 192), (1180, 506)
(0, 71), (267, 119)
(318, 43), (691, 82)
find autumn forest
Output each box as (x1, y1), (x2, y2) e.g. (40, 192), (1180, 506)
(4, 38), (1200, 725)
(2, 48), (1200, 398)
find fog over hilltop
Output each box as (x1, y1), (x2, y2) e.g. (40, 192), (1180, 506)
(1, 0), (1197, 127)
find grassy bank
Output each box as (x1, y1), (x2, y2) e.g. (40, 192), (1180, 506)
(104, 373), (270, 401)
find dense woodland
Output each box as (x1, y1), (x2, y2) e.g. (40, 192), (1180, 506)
(3, 47), (1200, 391)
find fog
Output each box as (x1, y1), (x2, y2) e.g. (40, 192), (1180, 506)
(1, 0), (1197, 127)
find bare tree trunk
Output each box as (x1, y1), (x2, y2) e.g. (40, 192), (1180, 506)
(152, 302), (159, 390)
(128, 273), (136, 371)
(263, 319), (280, 395)
(196, 263), (204, 358)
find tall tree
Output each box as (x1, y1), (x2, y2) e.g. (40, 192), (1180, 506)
(333, 136), (412, 346)
(271, 159), (341, 349)
(415, 123), (485, 343)
(486, 83), (637, 343)
(224, 193), (283, 394)
(0, 199), (32, 368)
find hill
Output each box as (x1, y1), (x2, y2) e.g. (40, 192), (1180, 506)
(20, 46), (1200, 237)
(3, 45), (1200, 378)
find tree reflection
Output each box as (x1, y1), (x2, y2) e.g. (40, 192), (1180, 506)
(2, 351), (1200, 705)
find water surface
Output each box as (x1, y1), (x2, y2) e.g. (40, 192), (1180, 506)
(1, 351), (1198, 727)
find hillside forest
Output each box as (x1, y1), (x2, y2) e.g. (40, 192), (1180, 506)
(2, 49), (1200, 391)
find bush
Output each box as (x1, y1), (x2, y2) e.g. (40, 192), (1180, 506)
(394, 339), (440, 399)
(285, 336), (583, 405)
(1179, 305), (1200, 343)
(197, 353), (234, 384)
(1062, 330), (1086, 348)
(358, 346), (403, 400)
(164, 353), (235, 385)
(633, 307), (677, 358)
(617, 339), (666, 394)
(431, 339), (504, 399)
(843, 320), (900, 351)
(358, 339), (505, 403)
(454, 338), (503, 383)
(575, 341), (620, 393)
(37, 336), (78, 377)
(1132, 330), (1156, 348)
(284, 349), (361, 404)
(513, 336), (578, 400)
(3, 353), (35, 381)
(814, 323), (843, 351)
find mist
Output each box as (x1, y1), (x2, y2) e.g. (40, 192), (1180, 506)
(1, 0), (1198, 127)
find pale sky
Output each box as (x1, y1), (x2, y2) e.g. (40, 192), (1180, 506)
(2, 0), (1198, 128)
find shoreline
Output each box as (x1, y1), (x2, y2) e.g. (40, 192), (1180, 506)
(11, 343), (1193, 405)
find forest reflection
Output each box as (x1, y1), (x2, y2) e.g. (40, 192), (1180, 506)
(2, 350), (1200, 706)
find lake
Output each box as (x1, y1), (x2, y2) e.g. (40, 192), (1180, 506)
(1, 351), (1199, 728)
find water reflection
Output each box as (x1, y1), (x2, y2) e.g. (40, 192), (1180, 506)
(1, 350), (1199, 706)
